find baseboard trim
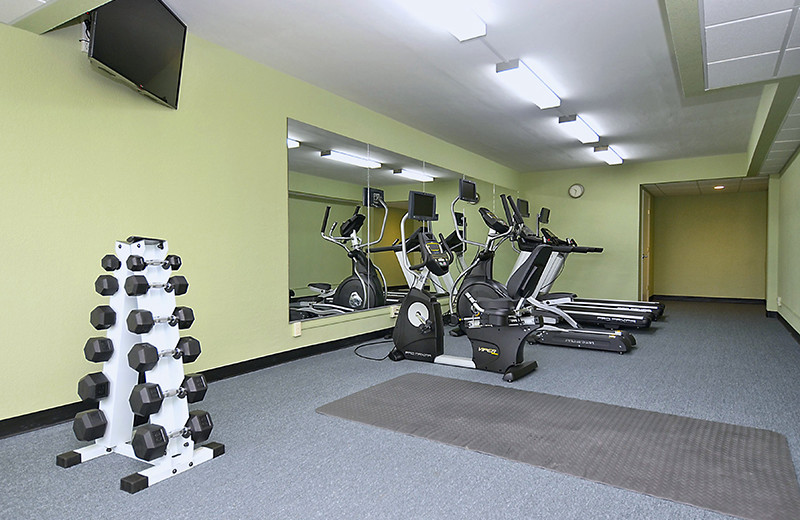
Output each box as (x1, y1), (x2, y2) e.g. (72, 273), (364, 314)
(768, 311), (800, 345)
(650, 295), (766, 305)
(0, 328), (391, 440)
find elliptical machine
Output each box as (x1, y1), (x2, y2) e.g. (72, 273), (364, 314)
(319, 187), (389, 310)
(447, 181), (635, 354)
(389, 190), (542, 382)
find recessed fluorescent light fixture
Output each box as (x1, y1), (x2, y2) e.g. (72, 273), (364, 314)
(394, 168), (434, 182)
(320, 150), (382, 169)
(593, 145), (623, 165)
(714, 185), (725, 190)
(400, 0), (486, 41)
(439, 5), (486, 41)
(286, 138), (300, 149)
(496, 59), (560, 109)
(558, 115), (599, 144)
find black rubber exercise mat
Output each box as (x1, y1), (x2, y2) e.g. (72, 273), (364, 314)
(317, 373), (800, 520)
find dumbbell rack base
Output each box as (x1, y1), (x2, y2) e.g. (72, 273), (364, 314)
(57, 439), (226, 493)
(120, 441), (225, 493)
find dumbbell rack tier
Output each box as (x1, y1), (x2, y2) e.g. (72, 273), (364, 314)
(56, 237), (224, 493)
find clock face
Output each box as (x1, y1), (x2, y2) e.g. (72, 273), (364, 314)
(569, 184), (584, 198)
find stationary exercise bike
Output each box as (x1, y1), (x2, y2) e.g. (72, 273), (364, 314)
(319, 187), (389, 310)
(388, 191), (542, 382)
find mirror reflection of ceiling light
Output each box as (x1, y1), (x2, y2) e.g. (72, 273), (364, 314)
(320, 150), (382, 169)
(394, 168), (434, 182)
(286, 138), (300, 149)
(558, 115), (600, 144)
(496, 59), (560, 109)
(593, 145), (623, 165)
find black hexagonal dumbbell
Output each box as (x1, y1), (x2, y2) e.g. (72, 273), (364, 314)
(131, 410), (213, 461)
(124, 275), (188, 297)
(101, 254), (121, 272)
(84, 337), (114, 362)
(94, 275), (119, 296)
(126, 307), (194, 334)
(77, 372), (110, 401)
(126, 254), (181, 272)
(128, 374), (208, 417)
(90, 305), (116, 330)
(127, 337), (201, 372)
(73, 409), (108, 442)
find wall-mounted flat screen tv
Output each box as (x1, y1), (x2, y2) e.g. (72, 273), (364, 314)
(88, 0), (187, 109)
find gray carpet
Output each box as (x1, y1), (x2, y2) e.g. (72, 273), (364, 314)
(2, 301), (800, 519)
(318, 372), (800, 520)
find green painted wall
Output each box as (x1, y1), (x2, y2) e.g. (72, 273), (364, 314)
(520, 154), (748, 300)
(777, 156), (800, 330)
(0, 23), (517, 421)
(651, 192), (767, 299)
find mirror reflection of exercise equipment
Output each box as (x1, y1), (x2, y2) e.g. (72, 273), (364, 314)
(289, 188), (389, 320)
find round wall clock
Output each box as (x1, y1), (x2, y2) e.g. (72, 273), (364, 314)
(568, 183), (585, 198)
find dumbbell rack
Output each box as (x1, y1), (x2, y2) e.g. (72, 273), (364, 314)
(56, 237), (224, 493)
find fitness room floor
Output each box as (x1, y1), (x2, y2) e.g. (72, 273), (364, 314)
(2, 300), (799, 520)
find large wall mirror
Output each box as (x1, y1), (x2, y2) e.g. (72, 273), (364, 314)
(287, 119), (520, 322)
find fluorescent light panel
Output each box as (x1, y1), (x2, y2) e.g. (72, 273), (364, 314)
(496, 59), (560, 109)
(394, 168), (434, 182)
(558, 115), (599, 144)
(439, 4), (486, 41)
(401, 0), (486, 42)
(320, 150), (382, 169)
(593, 145), (623, 165)
(286, 138), (300, 149)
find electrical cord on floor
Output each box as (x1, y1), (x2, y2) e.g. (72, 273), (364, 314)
(354, 336), (394, 361)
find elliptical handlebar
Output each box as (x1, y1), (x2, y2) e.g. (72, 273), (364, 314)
(451, 197), (484, 249)
(501, 194), (515, 226)
(321, 206), (331, 234)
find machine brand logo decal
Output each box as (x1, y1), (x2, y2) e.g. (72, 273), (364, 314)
(564, 339), (595, 345)
(407, 351), (433, 359)
(478, 346), (499, 356)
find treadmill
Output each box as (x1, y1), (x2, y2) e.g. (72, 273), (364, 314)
(506, 200), (659, 330)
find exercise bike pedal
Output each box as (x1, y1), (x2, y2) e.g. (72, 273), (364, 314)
(388, 349), (405, 362)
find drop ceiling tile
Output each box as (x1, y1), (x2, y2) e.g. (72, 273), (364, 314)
(703, 0), (795, 26)
(780, 114), (800, 130)
(788, 16), (800, 48)
(766, 146), (795, 157)
(740, 178), (770, 191)
(769, 140), (800, 152)
(778, 47), (800, 77)
(776, 127), (800, 141)
(0, 0), (45, 24)
(705, 11), (792, 63)
(706, 52), (780, 89)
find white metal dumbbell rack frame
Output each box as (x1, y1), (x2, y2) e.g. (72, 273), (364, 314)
(56, 237), (224, 493)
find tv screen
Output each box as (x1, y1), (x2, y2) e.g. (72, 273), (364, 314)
(517, 198), (530, 218)
(362, 187), (385, 208)
(458, 179), (478, 203)
(409, 191), (437, 221)
(88, 0), (187, 109)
